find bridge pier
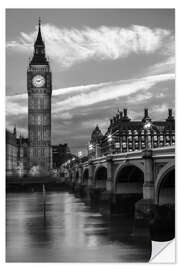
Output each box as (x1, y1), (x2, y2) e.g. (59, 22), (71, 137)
(87, 186), (104, 208)
(74, 182), (82, 197)
(134, 150), (156, 234)
(106, 156), (114, 192)
(98, 191), (113, 216)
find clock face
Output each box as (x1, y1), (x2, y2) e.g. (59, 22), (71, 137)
(32, 75), (45, 88)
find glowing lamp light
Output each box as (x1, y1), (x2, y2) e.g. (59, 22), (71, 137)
(144, 122), (152, 129)
(89, 144), (93, 150)
(78, 151), (82, 157)
(108, 134), (112, 142)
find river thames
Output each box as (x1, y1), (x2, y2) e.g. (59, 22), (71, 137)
(6, 191), (151, 262)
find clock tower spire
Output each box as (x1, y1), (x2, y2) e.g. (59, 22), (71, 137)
(27, 18), (52, 174)
(30, 17), (48, 65)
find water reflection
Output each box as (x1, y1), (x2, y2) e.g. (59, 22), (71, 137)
(6, 191), (151, 262)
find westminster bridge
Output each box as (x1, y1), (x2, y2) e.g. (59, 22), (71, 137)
(63, 145), (175, 240)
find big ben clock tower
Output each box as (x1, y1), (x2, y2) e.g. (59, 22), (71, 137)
(27, 18), (52, 173)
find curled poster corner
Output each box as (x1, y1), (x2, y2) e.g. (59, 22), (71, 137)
(150, 239), (175, 263)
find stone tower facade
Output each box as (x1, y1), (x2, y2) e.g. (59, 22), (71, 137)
(27, 19), (52, 172)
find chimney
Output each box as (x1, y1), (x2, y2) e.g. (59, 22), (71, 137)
(123, 108), (127, 117)
(144, 108), (148, 118)
(142, 108), (151, 123)
(166, 108), (174, 121)
(168, 108), (172, 117)
(13, 126), (16, 136)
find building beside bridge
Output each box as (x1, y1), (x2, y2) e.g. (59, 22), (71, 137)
(6, 128), (18, 176)
(16, 136), (29, 176)
(6, 128), (29, 177)
(88, 108), (175, 157)
(52, 143), (73, 169)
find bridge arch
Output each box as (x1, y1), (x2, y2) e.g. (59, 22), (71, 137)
(94, 165), (107, 189)
(114, 161), (144, 190)
(114, 163), (144, 194)
(82, 168), (89, 185)
(151, 163), (175, 242)
(155, 164), (175, 205)
(113, 163), (144, 213)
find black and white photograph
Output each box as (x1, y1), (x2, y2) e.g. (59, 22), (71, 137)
(5, 8), (175, 263)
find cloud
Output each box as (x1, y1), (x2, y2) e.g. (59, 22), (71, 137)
(127, 91), (153, 103)
(151, 104), (169, 114)
(6, 24), (173, 68)
(53, 111), (73, 120)
(6, 93), (27, 115)
(6, 73), (174, 118)
(53, 73), (174, 112)
(144, 56), (175, 76)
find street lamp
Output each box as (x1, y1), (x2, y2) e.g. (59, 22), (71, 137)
(107, 134), (112, 142)
(107, 133), (113, 153)
(78, 151), (82, 157)
(143, 120), (152, 149)
(78, 151), (82, 162)
(144, 122), (152, 129)
(88, 143), (94, 159)
(89, 144), (93, 151)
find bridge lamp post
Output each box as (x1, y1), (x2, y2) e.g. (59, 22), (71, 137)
(71, 157), (75, 167)
(88, 143), (94, 159)
(108, 134), (113, 154)
(144, 121), (152, 150)
(78, 151), (82, 162)
(67, 159), (71, 169)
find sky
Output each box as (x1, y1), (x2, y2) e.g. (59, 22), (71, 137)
(6, 9), (175, 155)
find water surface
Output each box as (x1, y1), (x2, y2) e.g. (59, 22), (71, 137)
(6, 191), (151, 262)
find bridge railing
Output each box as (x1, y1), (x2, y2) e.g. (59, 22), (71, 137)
(61, 140), (175, 173)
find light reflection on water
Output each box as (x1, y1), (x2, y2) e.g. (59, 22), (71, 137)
(6, 191), (151, 262)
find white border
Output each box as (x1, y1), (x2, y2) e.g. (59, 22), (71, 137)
(1, 0), (179, 268)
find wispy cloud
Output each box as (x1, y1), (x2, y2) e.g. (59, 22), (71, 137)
(6, 24), (173, 68)
(52, 73), (174, 112)
(144, 56), (175, 76)
(6, 73), (174, 117)
(127, 91), (153, 103)
(151, 104), (169, 114)
(6, 94), (27, 115)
